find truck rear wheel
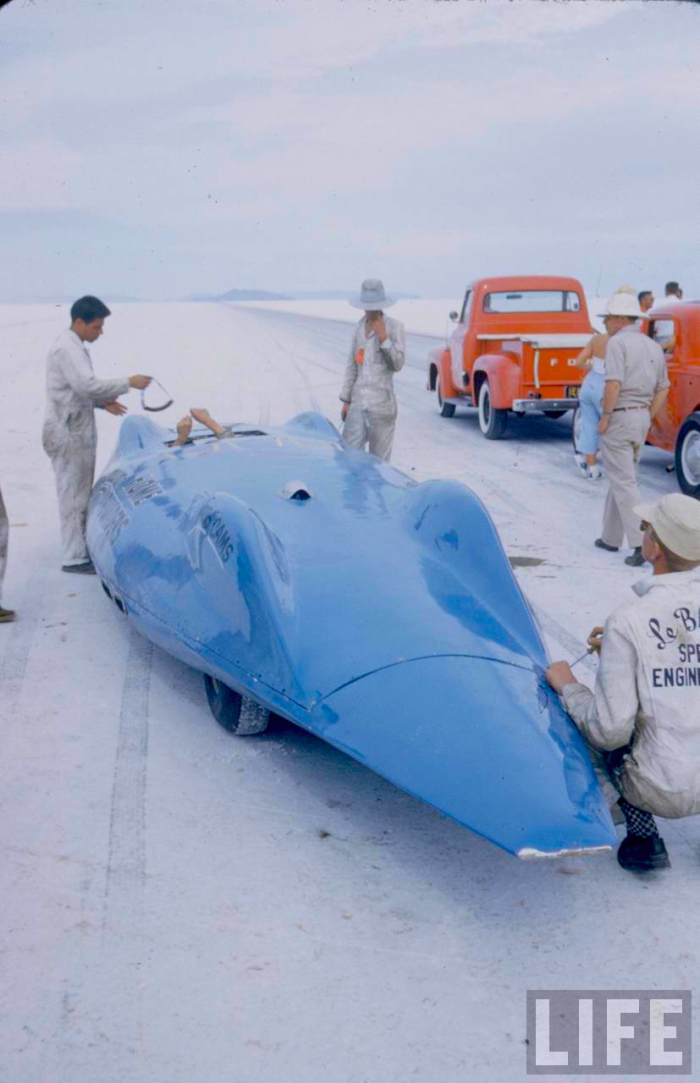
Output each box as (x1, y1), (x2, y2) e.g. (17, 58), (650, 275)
(203, 674), (270, 735)
(436, 374), (456, 418)
(675, 413), (700, 497)
(477, 380), (507, 439)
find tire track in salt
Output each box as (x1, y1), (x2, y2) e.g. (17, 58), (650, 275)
(98, 628), (153, 1061)
(102, 628), (153, 932)
(0, 554), (49, 721)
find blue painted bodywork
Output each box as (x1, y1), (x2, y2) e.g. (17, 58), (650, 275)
(87, 413), (616, 858)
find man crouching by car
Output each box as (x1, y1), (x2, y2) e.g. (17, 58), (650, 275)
(546, 494), (700, 873)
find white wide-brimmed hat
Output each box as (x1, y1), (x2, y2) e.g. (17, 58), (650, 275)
(598, 292), (648, 320)
(349, 279), (396, 310)
(634, 494), (700, 561)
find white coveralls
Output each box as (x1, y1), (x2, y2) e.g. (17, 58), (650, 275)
(340, 315), (406, 462)
(561, 570), (700, 819)
(42, 330), (129, 567)
(0, 484), (8, 603)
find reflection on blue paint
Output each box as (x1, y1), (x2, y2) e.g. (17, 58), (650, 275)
(87, 412), (616, 858)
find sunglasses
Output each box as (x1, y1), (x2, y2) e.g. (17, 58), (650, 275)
(141, 379), (174, 412)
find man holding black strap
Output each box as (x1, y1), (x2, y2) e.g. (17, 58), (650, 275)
(42, 296), (151, 574)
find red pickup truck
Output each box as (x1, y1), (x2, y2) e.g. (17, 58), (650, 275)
(645, 301), (700, 498)
(427, 275), (593, 438)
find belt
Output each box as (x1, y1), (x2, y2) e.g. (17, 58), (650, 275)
(613, 406), (648, 412)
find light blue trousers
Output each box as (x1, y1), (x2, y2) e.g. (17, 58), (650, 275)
(577, 371), (606, 456)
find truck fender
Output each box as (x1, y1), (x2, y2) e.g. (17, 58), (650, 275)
(472, 354), (520, 410)
(428, 348), (458, 398)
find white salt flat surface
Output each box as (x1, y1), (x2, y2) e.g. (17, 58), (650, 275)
(0, 301), (695, 1083)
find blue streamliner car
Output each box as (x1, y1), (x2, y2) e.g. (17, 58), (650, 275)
(86, 412), (616, 859)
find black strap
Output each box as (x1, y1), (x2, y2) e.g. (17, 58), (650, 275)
(141, 378), (174, 412)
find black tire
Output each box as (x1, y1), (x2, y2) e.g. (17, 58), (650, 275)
(543, 410), (567, 420)
(477, 380), (507, 439)
(203, 674), (270, 735)
(675, 413), (700, 498)
(436, 374), (456, 418)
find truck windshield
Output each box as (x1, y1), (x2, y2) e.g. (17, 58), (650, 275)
(484, 291), (581, 314)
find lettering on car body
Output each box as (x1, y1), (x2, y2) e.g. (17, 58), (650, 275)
(201, 510), (234, 564)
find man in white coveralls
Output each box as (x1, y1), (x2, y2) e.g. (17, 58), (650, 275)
(339, 279), (406, 462)
(42, 296), (151, 574)
(546, 493), (700, 873)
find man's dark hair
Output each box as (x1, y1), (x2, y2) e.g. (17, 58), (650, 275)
(665, 281), (680, 296)
(638, 290), (652, 305)
(70, 295), (111, 324)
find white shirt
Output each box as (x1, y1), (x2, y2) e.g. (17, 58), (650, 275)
(42, 329), (129, 451)
(562, 569), (700, 818)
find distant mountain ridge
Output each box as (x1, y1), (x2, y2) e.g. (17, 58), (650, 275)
(189, 287), (421, 303)
(215, 288), (292, 302)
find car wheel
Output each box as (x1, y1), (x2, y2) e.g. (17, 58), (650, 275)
(675, 413), (700, 498)
(477, 380), (507, 439)
(436, 374), (456, 418)
(203, 674), (270, 735)
(543, 410), (567, 420)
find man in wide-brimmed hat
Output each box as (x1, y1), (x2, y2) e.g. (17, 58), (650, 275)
(339, 279), (406, 462)
(547, 493), (700, 873)
(594, 290), (669, 566)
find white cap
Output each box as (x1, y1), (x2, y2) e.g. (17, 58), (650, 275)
(634, 494), (700, 561)
(598, 292), (648, 320)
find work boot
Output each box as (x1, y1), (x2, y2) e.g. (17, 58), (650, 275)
(595, 538), (619, 552)
(624, 547), (645, 567)
(0, 607), (16, 623)
(61, 561), (96, 575)
(617, 834), (670, 872)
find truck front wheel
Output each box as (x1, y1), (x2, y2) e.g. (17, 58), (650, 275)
(436, 373), (456, 418)
(675, 413), (700, 497)
(477, 380), (508, 439)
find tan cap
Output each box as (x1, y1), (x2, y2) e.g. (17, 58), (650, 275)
(634, 494), (700, 561)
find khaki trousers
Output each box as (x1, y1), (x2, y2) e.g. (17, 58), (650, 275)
(599, 409), (650, 550)
(343, 405), (396, 463)
(0, 484), (8, 603)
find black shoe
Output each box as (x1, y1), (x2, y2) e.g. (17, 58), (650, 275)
(617, 834), (670, 872)
(595, 538), (619, 552)
(61, 561), (96, 575)
(624, 547), (645, 567)
(0, 607), (16, 623)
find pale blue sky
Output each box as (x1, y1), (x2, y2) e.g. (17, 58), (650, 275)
(1, 0), (698, 301)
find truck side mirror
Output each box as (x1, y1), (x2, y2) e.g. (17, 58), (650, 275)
(449, 311), (459, 322)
